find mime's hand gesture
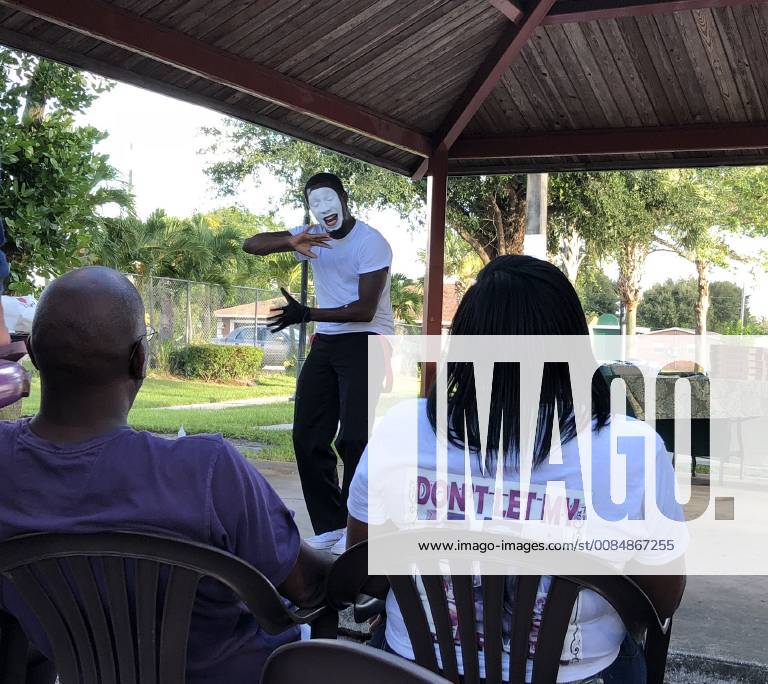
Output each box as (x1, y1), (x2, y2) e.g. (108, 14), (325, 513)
(268, 287), (311, 332)
(288, 226), (331, 259)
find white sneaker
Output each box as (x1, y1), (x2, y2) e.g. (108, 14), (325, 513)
(304, 528), (345, 550)
(330, 531), (348, 556)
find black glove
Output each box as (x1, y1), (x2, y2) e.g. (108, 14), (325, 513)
(267, 287), (311, 332)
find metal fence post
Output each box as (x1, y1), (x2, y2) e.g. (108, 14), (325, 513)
(254, 288), (259, 346)
(147, 274), (156, 366)
(297, 260), (309, 377)
(185, 279), (192, 346)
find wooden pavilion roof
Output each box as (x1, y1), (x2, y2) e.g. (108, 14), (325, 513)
(0, 0), (767, 177)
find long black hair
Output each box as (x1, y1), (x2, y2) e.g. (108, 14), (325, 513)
(426, 255), (611, 472)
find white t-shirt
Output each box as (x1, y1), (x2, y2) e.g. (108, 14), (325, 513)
(348, 399), (686, 683)
(288, 221), (394, 335)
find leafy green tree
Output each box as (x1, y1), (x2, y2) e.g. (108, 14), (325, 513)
(576, 269), (618, 318)
(203, 123), (422, 224)
(390, 273), (422, 324)
(638, 279), (747, 333)
(594, 171), (672, 335)
(203, 123), (540, 273)
(547, 172), (608, 285)
(446, 175), (529, 264)
(0, 49), (131, 292)
(90, 209), (262, 287)
(659, 167), (768, 335)
(417, 226), (483, 296)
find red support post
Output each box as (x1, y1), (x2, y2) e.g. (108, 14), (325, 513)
(421, 148), (449, 397)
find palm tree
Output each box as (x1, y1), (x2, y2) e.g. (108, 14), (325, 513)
(390, 273), (422, 324)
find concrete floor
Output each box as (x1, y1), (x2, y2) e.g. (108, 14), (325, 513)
(254, 459), (768, 668)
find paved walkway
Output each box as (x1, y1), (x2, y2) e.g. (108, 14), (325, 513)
(252, 459), (768, 669)
(159, 396), (292, 411)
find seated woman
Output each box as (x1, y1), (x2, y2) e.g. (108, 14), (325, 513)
(347, 255), (686, 684)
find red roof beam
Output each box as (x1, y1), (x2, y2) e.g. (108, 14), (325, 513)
(450, 123), (768, 158)
(542, 0), (768, 26)
(0, 0), (432, 158)
(412, 0), (558, 179)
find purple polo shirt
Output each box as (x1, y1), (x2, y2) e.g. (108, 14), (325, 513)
(0, 419), (301, 682)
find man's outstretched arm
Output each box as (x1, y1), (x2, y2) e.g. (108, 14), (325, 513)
(243, 227), (331, 258)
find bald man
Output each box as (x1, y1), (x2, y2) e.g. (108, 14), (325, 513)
(0, 267), (330, 683)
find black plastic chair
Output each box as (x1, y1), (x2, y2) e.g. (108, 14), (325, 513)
(327, 541), (673, 684)
(0, 531), (334, 684)
(326, 540), (388, 627)
(390, 573), (672, 684)
(260, 639), (451, 684)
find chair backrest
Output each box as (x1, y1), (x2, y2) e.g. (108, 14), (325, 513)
(260, 639), (451, 684)
(328, 541), (672, 684)
(325, 540), (388, 612)
(0, 531), (324, 684)
(390, 572), (670, 684)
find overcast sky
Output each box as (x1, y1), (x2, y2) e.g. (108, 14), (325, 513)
(78, 82), (768, 316)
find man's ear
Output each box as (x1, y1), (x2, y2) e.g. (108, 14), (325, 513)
(25, 336), (39, 371)
(129, 341), (147, 380)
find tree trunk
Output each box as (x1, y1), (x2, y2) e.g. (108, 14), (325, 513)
(22, 62), (48, 125)
(625, 297), (639, 337)
(559, 230), (585, 285)
(451, 221), (493, 265)
(507, 209), (526, 255)
(694, 259), (710, 336)
(503, 190), (526, 256)
(616, 243), (647, 336)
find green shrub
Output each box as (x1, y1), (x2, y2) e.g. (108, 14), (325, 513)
(151, 340), (176, 375)
(169, 344), (264, 383)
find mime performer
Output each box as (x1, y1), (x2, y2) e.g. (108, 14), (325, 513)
(243, 173), (391, 554)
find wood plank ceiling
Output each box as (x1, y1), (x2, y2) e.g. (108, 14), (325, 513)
(0, 0), (766, 175)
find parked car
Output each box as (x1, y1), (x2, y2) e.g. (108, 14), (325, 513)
(217, 326), (297, 366)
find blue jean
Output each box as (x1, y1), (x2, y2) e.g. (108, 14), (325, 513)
(368, 623), (646, 684)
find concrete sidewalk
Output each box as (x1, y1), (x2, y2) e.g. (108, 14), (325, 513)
(159, 396), (292, 411)
(253, 459), (768, 670)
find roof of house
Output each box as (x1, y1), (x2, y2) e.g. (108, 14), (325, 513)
(214, 299), (284, 318)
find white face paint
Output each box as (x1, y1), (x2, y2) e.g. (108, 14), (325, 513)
(308, 187), (345, 232)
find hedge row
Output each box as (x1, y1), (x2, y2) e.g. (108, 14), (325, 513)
(169, 344), (264, 383)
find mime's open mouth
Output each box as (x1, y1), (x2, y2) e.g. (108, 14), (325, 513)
(323, 214), (339, 228)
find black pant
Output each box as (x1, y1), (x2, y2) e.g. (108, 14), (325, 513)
(293, 332), (384, 534)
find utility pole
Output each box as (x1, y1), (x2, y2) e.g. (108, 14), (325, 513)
(524, 174), (548, 259)
(740, 281), (747, 334)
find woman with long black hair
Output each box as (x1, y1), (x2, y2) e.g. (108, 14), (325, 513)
(347, 255), (685, 683)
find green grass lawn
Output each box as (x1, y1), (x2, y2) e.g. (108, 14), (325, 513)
(22, 372), (296, 415)
(21, 372), (297, 462)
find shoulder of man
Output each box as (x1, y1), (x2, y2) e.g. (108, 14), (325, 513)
(129, 429), (231, 463)
(356, 222), (392, 254)
(356, 221), (388, 241)
(0, 418), (21, 442)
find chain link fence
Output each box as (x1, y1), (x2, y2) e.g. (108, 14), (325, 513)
(125, 275), (437, 373)
(125, 275), (316, 370)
